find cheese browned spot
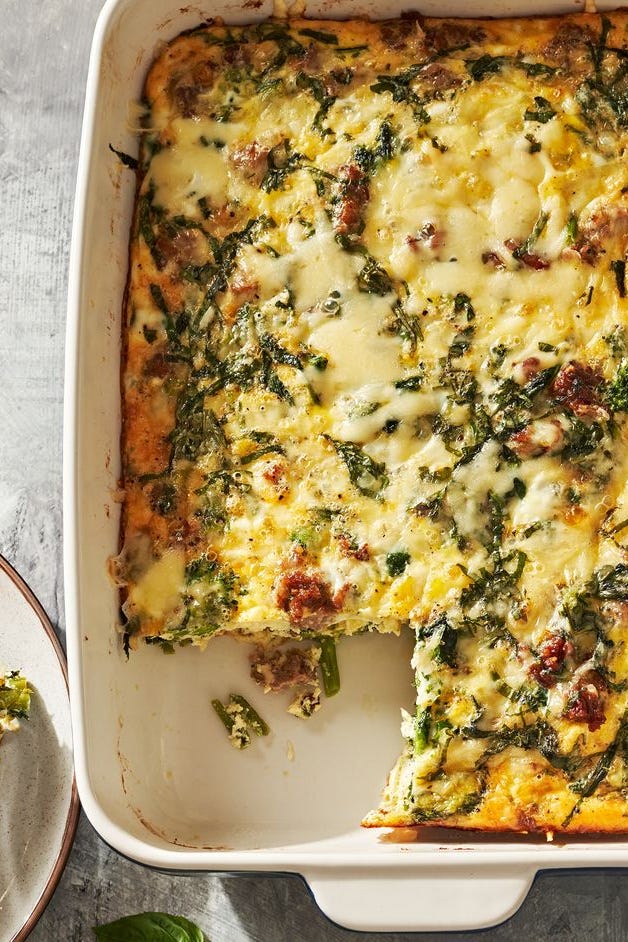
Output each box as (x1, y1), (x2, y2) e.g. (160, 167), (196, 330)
(119, 13), (628, 833)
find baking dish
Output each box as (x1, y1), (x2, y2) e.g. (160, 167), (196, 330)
(65, 0), (628, 931)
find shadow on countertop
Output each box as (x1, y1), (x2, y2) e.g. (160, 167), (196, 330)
(27, 814), (628, 942)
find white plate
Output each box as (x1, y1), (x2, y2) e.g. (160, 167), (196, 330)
(0, 556), (79, 942)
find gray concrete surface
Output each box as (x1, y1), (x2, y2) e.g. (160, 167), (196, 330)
(2, 0), (628, 938)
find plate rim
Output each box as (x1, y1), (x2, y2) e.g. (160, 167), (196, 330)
(0, 554), (81, 942)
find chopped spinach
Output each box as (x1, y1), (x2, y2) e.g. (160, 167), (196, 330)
(466, 55), (508, 82)
(524, 96), (556, 123)
(108, 143), (138, 170)
(296, 71), (336, 134)
(561, 417), (604, 460)
(352, 120), (398, 175)
(388, 300), (423, 351)
(386, 550), (410, 577)
(395, 373), (424, 392)
(325, 436), (388, 497)
(370, 66), (430, 124)
(607, 359), (628, 412)
(261, 140), (303, 192)
(418, 614), (458, 668)
(357, 255), (394, 295)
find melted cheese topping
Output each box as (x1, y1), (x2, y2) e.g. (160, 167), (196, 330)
(119, 13), (628, 833)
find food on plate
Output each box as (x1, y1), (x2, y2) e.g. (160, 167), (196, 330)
(0, 670), (31, 749)
(211, 693), (270, 749)
(116, 12), (628, 831)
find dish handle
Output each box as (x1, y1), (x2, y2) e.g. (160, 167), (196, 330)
(302, 863), (536, 932)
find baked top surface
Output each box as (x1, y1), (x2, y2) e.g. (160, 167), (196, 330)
(118, 12), (628, 831)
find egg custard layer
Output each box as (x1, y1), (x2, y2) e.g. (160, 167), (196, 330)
(118, 12), (628, 832)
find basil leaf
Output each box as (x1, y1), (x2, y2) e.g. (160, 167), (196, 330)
(93, 912), (206, 941)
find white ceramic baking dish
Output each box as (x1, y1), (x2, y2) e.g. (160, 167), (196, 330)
(65, 0), (628, 931)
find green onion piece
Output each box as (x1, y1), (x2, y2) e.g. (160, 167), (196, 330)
(0, 671), (31, 719)
(211, 698), (235, 734)
(319, 637), (340, 697)
(229, 694), (270, 736)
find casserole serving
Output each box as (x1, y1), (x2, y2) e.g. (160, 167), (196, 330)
(66, 0), (628, 931)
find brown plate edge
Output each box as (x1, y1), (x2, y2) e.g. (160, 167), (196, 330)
(1, 554), (81, 942)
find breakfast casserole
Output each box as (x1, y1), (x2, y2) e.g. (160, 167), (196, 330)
(115, 11), (628, 832)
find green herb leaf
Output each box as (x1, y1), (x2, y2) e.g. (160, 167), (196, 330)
(386, 550), (410, 577)
(561, 417), (604, 460)
(352, 120), (398, 175)
(512, 210), (549, 260)
(414, 707), (430, 752)
(298, 27), (338, 44)
(607, 359), (628, 412)
(357, 255), (394, 295)
(418, 614), (458, 668)
(512, 477), (527, 499)
(319, 636), (341, 697)
(565, 212), (579, 245)
(93, 912), (206, 941)
(229, 694), (270, 736)
(519, 61), (557, 77)
(592, 563), (628, 601)
(296, 72), (336, 134)
(325, 436), (388, 497)
(109, 143), (139, 170)
(524, 96), (556, 123)
(259, 333), (302, 370)
(388, 300), (423, 351)
(370, 67), (430, 124)
(466, 55), (508, 81)
(261, 140), (303, 192)
(394, 374), (423, 392)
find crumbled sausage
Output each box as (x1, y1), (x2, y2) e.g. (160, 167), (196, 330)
(333, 164), (370, 235)
(380, 14), (426, 53)
(481, 250), (506, 270)
(564, 672), (607, 731)
(425, 21), (485, 52)
(419, 63), (461, 93)
(250, 645), (318, 691)
(529, 635), (573, 687)
(155, 228), (204, 269)
(261, 462), (289, 498)
(508, 419), (565, 459)
(406, 222), (446, 252)
(169, 62), (215, 117)
(504, 239), (550, 270)
(230, 141), (271, 186)
(143, 351), (171, 379)
(337, 534), (370, 561)
(514, 357), (542, 384)
(275, 569), (342, 626)
(575, 205), (628, 264)
(544, 22), (597, 70)
(549, 360), (608, 420)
